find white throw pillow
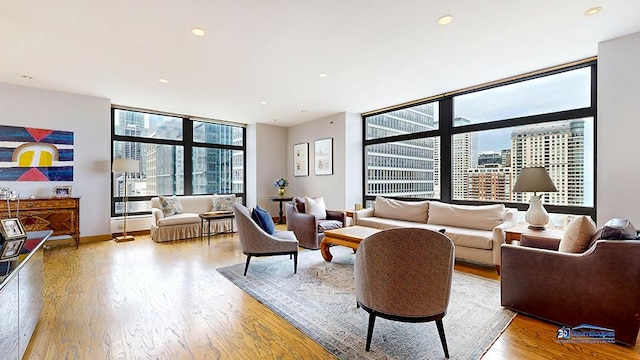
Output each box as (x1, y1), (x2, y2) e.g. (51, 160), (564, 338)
(558, 216), (597, 253)
(211, 194), (236, 212)
(305, 196), (327, 220)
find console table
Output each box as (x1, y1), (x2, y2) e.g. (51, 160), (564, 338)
(0, 197), (80, 248)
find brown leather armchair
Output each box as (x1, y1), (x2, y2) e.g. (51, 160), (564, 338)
(501, 235), (640, 346)
(285, 197), (346, 249)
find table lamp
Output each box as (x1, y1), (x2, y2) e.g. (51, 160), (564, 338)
(112, 158), (140, 242)
(512, 166), (558, 229)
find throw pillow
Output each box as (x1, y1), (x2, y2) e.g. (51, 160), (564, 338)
(304, 196), (327, 220)
(558, 216), (597, 253)
(427, 201), (504, 231)
(251, 205), (275, 235)
(159, 195), (183, 217)
(211, 194), (236, 212)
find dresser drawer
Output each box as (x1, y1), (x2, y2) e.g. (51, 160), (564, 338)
(13, 198), (78, 211)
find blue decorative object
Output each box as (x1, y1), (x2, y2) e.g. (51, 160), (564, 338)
(251, 205), (275, 235)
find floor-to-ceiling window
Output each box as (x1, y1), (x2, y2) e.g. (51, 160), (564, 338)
(363, 60), (596, 223)
(111, 108), (246, 217)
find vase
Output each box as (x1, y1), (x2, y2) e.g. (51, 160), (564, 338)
(278, 187), (286, 198)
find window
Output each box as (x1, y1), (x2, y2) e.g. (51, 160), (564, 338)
(363, 61), (596, 219)
(112, 109), (246, 216)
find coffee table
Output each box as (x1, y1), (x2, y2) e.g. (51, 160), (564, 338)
(320, 225), (381, 262)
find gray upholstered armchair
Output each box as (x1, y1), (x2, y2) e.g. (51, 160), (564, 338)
(285, 197), (346, 249)
(232, 204), (299, 276)
(354, 228), (455, 357)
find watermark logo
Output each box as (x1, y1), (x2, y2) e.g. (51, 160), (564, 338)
(556, 324), (615, 344)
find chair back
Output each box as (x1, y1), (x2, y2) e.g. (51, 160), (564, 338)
(232, 203), (269, 253)
(355, 228), (454, 318)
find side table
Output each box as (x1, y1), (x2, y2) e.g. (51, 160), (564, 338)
(505, 224), (565, 244)
(199, 212), (235, 245)
(268, 197), (293, 224)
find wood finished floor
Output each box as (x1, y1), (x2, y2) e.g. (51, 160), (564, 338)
(25, 230), (640, 359)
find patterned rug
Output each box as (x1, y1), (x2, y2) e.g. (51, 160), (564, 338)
(217, 247), (515, 359)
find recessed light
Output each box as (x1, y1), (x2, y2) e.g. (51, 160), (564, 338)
(158, 78), (169, 83)
(584, 6), (602, 16)
(438, 15), (453, 25)
(259, 101), (267, 105)
(21, 75), (33, 80)
(273, 119), (278, 122)
(318, 73), (328, 78)
(192, 27), (206, 37)
(301, 110), (308, 113)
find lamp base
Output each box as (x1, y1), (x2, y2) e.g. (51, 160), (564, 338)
(527, 224), (546, 230)
(114, 235), (135, 242)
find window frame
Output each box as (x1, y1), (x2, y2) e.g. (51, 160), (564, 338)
(111, 107), (247, 217)
(362, 60), (597, 219)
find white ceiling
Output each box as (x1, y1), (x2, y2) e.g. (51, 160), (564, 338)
(1, 1), (639, 127)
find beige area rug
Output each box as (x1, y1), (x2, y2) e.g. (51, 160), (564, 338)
(217, 246), (515, 359)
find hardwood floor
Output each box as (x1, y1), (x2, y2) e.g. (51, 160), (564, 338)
(25, 231), (640, 359)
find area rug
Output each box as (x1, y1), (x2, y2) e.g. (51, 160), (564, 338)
(217, 247), (515, 359)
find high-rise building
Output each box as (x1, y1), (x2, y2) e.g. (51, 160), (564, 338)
(468, 164), (513, 201)
(365, 104), (437, 199)
(511, 120), (585, 206)
(478, 151), (502, 166)
(451, 117), (478, 200)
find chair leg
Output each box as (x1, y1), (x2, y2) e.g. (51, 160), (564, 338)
(293, 252), (298, 274)
(243, 255), (252, 276)
(365, 312), (376, 351)
(436, 319), (449, 359)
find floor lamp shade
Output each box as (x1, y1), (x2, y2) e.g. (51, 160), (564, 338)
(513, 167), (558, 229)
(112, 158), (140, 174)
(112, 158), (140, 242)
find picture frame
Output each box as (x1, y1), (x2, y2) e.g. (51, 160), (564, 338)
(293, 142), (309, 177)
(0, 238), (26, 260)
(0, 187), (9, 200)
(53, 185), (72, 198)
(314, 138), (333, 175)
(0, 218), (26, 241)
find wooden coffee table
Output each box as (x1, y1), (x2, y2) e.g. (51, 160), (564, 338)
(320, 225), (381, 262)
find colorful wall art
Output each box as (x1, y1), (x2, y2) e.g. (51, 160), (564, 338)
(0, 125), (74, 181)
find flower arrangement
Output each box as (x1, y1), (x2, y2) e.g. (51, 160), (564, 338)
(273, 178), (289, 188)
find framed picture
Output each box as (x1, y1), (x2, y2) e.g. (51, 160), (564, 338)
(0, 238), (26, 260)
(314, 138), (333, 175)
(0, 187), (9, 200)
(293, 142), (309, 177)
(0, 218), (26, 241)
(53, 185), (72, 198)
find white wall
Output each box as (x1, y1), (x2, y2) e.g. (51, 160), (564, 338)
(597, 31), (640, 226)
(254, 123), (288, 214)
(286, 112), (362, 209)
(0, 83), (111, 237)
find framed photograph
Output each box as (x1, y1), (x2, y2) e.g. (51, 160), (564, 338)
(0, 187), (9, 200)
(0, 218), (26, 241)
(0, 238), (26, 260)
(314, 138), (333, 175)
(293, 142), (309, 177)
(53, 185), (72, 198)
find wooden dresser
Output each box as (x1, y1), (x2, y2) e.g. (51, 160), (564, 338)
(0, 197), (80, 248)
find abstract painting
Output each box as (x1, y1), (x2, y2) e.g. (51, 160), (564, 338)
(0, 125), (74, 181)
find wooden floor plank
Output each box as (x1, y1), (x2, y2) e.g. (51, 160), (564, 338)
(24, 231), (640, 359)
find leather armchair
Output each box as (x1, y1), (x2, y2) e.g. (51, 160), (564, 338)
(285, 197), (346, 249)
(501, 235), (640, 346)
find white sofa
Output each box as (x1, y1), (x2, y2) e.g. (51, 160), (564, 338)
(353, 196), (517, 271)
(150, 195), (235, 242)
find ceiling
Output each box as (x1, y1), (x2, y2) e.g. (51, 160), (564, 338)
(1, 1), (639, 128)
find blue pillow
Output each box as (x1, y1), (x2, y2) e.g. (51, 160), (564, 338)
(251, 205), (275, 235)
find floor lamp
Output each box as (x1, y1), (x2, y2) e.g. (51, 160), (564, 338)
(112, 158), (140, 242)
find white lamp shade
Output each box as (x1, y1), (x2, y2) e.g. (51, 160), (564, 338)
(112, 158), (140, 173)
(512, 167), (557, 193)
